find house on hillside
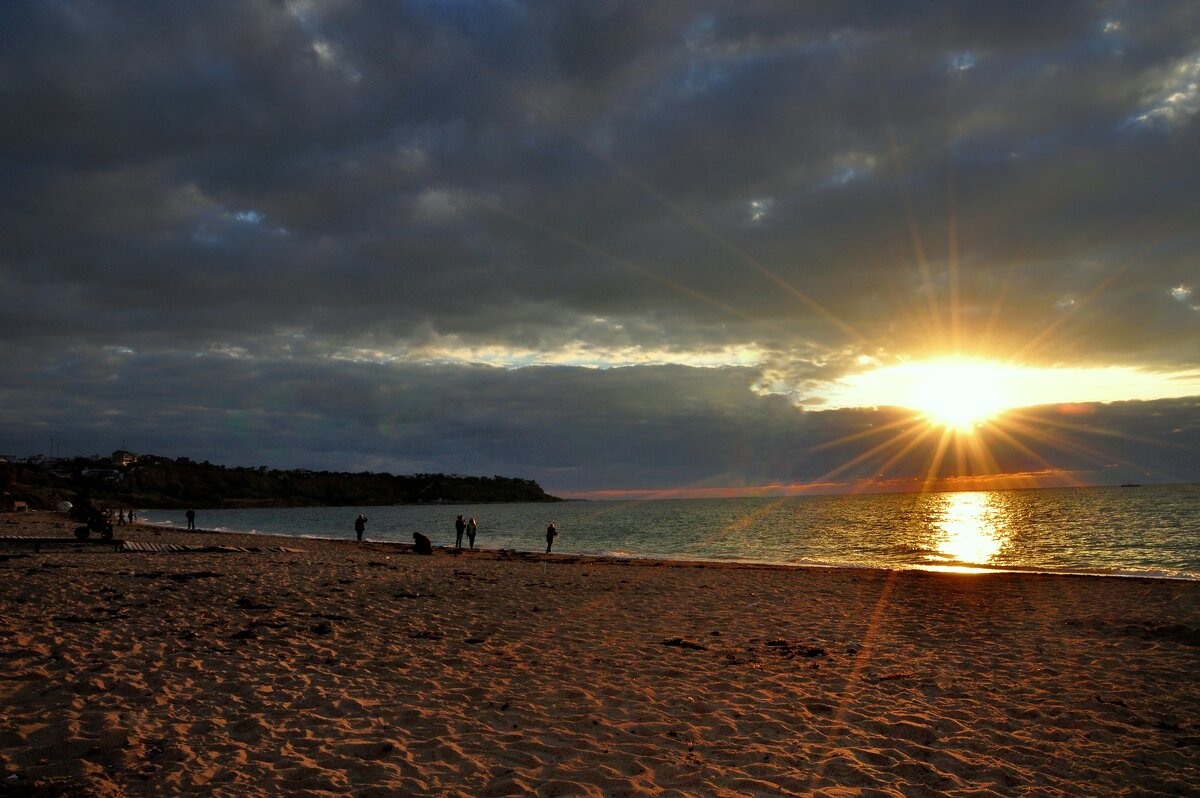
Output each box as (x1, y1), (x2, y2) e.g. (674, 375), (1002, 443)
(111, 450), (137, 466)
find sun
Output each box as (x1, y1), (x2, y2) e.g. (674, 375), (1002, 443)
(888, 358), (1015, 431)
(811, 352), (1200, 493)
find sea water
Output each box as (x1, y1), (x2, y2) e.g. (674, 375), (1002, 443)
(135, 483), (1200, 579)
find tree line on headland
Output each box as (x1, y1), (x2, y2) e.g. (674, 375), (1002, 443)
(1, 453), (562, 510)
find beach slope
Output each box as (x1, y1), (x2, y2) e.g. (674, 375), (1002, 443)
(1, 512), (1198, 796)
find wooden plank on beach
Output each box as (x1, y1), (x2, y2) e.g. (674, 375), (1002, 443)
(0, 535), (125, 552)
(120, 541), (242, 553)
(116, 541), (304, 554)
(0, 536), (306, 555)
(120, 541), (184, 553)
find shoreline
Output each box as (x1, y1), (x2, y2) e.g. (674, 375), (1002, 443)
(127, 517), (1200, 583)
(3, 511), (1198, 796)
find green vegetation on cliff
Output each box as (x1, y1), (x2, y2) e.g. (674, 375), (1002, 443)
(1, 455), (562, 510)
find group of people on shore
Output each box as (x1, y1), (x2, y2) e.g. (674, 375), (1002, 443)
(352, 513), (560, 554)
(81, 507), (136, 527)
(453, 515), (478, 549)
(171, 507), (560, 553)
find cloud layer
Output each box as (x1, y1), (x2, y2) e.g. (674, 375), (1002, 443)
(1, 1), (1197, 491)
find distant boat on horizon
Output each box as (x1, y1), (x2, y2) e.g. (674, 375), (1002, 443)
(1120, 483), (1142, 488)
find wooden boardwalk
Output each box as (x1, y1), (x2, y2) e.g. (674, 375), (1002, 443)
(120, 540), (238, 553)
(0, 536), (304, 554)
(0, 536), (124, 553)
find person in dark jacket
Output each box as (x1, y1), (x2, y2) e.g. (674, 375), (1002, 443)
(413, 531), (433, 555)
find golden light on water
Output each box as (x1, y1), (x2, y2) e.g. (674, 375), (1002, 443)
(932, 491), (1007, 566)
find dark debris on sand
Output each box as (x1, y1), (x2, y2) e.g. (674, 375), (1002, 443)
(234, 596), (274, 610)
(662, 637), (708, 651)
(764, 638), (827, 658)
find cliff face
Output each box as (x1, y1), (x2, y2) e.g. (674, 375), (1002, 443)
(1, 457), (562, 509)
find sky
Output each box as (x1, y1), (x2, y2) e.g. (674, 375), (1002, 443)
(1, 0), (1198, 497)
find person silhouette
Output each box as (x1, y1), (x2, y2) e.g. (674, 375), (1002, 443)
(185, 508), (196, 530)
(354, 513), (367, 542)
(466, 517), (478, 549)
(413, 531), (433, 555)
(545, 522), (558, 553)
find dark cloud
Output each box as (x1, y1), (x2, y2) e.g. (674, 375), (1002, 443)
(1, 1), (1197, 489)
(1, 346), (1195, 493)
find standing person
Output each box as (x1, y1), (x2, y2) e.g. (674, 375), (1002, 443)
(466, 517), (478, 549)
(117, 509), (126, 526)
(354, 513), (367, 542)
(454, 515), (466, 549)
(185, 508), (196, 530)
(545, 521), (558, 553)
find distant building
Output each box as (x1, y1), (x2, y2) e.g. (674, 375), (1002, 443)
(81, 468), (122, 482)
(111, 449), (137, 466)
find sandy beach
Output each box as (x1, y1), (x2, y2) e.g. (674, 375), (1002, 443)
(1, 511), (1198, 797)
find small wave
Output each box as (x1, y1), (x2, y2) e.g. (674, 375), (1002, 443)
(908, 562), (1200, 581)
(1088, 568), (1197, 580)
(787, 559), (880, 571)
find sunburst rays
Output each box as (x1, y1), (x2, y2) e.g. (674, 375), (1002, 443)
(422, 8), (1183, 502)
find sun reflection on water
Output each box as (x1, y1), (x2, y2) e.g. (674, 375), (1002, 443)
(932, 491), (1008, 567)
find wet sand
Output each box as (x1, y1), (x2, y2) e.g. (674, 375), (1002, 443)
(1, 511), (1198, 796)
